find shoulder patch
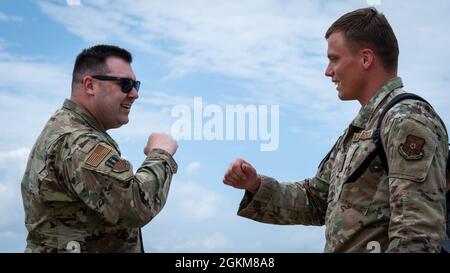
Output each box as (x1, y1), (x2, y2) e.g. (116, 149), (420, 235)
(398, 134), (425, 160)
(105, 154), (130, 173)
(85, 143), (112, 167)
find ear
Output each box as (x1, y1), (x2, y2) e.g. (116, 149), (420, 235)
(360, 48), (375, 70)
(82, 75), (96, 96)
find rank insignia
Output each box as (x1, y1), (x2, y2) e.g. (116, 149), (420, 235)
(105, 154), (130, 173)
(398, 134), (425, 160)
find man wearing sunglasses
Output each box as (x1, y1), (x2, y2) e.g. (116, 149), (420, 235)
(21, 44), (178, 252)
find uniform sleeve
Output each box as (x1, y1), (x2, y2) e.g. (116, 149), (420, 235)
(382, 106), (448, 253)
(237, 143), (338, 226)
(62, 134), (177, 228)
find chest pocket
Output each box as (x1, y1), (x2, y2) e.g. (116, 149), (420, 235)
(338, 138), (391, 219)
(332, 133), (380, 203)
(343, 139), (377, 182)
(331, 142), (360, 203)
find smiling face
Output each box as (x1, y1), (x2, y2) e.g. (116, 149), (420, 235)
(325, 32), (365, 101)
(91, 57), (139, 130)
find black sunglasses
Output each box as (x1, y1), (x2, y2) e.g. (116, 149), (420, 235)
(91, 75), (141, 93)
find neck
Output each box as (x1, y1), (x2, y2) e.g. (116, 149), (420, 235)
(358, 71), (397, 106)
(70, 94), (107, 130)
(70, 95), (90, 114)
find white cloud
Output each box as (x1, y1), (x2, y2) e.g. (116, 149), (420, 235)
(0, 47), (71, 149)
(66, 0), (82, 6)
(386, 2), (450, 124)
(35, 0), (350, 134)
(0, 183), (24, 250)
(171, 182), (221, 221)
(37, 1), (162, 54)
(0, 12), (23, 23)
(138, 91), (195, 107)
(366, 0), (381, 5)
(2, 0), (448, 253)
(0, 147), (29, 238)
(152, 232), (232, 252)
(0, 61), (71, 95)
(0, 230), (26, 253)
(0, 147), (30, 165)
(0, 45), (177, 148)
(186, 161), (201, 174)
(37, 0), (450, 131)
(0, 184), (16, 211)
(284, 226), (326, 252)
(38, 0), (331, 84)
(109, 105), (174, 142)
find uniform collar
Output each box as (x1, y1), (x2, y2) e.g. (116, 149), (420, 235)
(62, 99), (107, 133)
(351, 77), (403, 129)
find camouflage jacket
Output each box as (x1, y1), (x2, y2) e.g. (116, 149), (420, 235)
(238, 77), (448, 252)
(21, 99), (178, 253)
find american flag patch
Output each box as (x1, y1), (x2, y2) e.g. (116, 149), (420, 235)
(85, 143), (111, 167)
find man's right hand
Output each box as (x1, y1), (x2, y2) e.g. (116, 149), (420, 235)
(223, 159), (261, 194)
(144, 133), (178, 156)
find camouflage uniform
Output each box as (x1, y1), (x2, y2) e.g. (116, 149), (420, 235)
(238, 77), (448, 252)
(21, 99), (177, 252)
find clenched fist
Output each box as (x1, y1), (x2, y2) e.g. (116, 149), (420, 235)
(223, 158), (261, 194)
(144, 133), (178, 156)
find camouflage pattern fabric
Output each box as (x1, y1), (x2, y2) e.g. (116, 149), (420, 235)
(21, 99), (177, 252)
(238, 77), (448, 252)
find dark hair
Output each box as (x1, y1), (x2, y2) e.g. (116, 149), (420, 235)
(72, 44), (132, 90)
(325, 7), (399, 72)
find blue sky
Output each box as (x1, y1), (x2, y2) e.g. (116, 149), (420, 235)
(0, 0), (449, 252)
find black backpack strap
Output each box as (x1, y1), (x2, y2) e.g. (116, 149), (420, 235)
(448, 148), (450, 172)
(380, 94), (450, 252)
(347, 93), (429, 182)
(139, 228), (145, 253)
(446, 191), (450, 251)
(346, 92), (450, 251)
(373, 93), (430, 173)
(317, 138), (340, 170)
